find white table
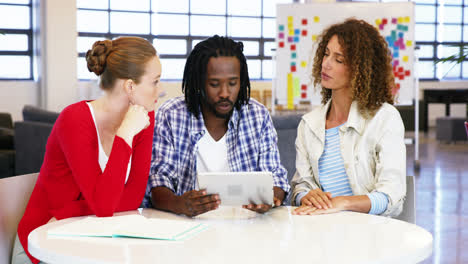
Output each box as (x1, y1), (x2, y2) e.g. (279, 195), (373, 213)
(29, 206), (433, 264)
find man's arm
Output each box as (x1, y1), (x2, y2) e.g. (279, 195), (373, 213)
(151, 187), (220, 217)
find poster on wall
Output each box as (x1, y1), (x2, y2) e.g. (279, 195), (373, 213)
(275, 2), (415, 109)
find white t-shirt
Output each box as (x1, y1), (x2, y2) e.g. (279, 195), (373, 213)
(196, 129), (230, 173)
(87, 103), (131, 184)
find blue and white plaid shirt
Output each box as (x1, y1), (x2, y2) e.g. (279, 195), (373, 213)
(142, 96), (289, 207)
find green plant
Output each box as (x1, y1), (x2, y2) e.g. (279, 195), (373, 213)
(435, 44), (468, 78)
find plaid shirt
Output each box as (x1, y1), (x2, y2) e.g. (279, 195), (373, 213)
(142, 96), (289, 207)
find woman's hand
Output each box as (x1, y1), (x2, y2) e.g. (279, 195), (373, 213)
(117, 104), (150, 146)
(300, 188), (333, 209)
(293, 196), (348, 215)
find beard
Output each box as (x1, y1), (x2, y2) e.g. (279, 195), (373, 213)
(203, 98), (234, 119)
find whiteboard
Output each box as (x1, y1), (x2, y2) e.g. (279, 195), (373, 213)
(275, 2), (415, 108)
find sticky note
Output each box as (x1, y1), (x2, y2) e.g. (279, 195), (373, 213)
(405, 70), (410, 76)
(294, 36), (299, 42)
(301, 92), (307, 99)
(289, 29), (295, 36)
(406, 40), (413, 47)
(291, 44), (296, 51)
(382, 18), (388, 25)
(404, 16), (410, 23)
(278, 32), (284, 39)
(291, 52), (296, 59)
(294, 77), (300, 97)
(398, 32), (404, 38)
(288, 16), (293, 23)
(291, 65), (296, 72)
(288, 37), (293, 43)
(279, 42), (284, 48)
(287, 73), (294, 109)
(391, 30), (396, 42)
(375, 19), (382, 25)
(301, 30), (307, 36)
(393, 60), (399, 67)
(295, 29), (300, 35)
(312, 35), (317, 41)
(403, 56), (408, 62)
(379, 24), (384, 30)
(392, 18), (397, 24)
(398, 67), (404, 72)
(393, 52), (399, 58)
(279, 25), (284, 31)
(314, 16), (320, 23)
(291, 62), (296, 67)
(301, 61), (307, 68)
(302, 19), (307, 25)
(398, 17), (403, 24)
(301, 84), (307, 91)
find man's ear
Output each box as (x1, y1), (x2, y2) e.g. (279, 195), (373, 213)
(123, 79), (134, 95)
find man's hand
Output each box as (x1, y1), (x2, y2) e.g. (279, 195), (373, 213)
(293, 196), (348, 215)
(177, 189), (220, 217)
(300, 188), (333, 209)
(242, 186), (285, 214)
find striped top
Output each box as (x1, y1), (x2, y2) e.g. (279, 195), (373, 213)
(318, 125), (354, 196)
(296, 124), (388, 215)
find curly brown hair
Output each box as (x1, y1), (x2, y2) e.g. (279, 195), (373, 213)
(312, 18), (395, 117)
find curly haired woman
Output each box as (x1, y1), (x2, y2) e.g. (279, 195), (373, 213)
(291, 18), (406, 217)
(13, 37), (163, 264)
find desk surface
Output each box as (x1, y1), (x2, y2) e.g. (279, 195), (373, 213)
(29, 207), (433, 264)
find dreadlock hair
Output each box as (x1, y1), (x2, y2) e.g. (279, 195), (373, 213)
(182, 35), (251, 118)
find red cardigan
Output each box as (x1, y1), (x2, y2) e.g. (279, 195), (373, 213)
(17, 101), (155, 263)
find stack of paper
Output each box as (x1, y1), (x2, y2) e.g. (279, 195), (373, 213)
(48, 214), (208, 241)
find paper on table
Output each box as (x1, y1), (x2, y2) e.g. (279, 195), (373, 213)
(48, 214), (208, 241)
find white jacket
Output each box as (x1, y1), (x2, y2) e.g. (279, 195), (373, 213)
(290, 100), (406, 217)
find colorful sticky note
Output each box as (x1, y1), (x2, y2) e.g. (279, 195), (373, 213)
(301, 30), (307, 36)
(294, 77), (300, 97)
(301, 61), (307, 68)
(291, 44), (296, 51)
(295, 29), (300, 35)
(287, 73), (293, 110)
(289, 29), (295, 36)
(302, 19), (307, 25)
(288, 22), (293, 29)
(279, 25), (284, 31)
(294, 36), (299, 42)
(405, 70), (411, 76)
(403, 56), (409, 62)
(278, 32), (284, 39)
(301, 92), (307, 99)
(406, 40), (413, 47)
(312, 35), (317, 41)
(404, 16), (410, 23)
(279, 42), (284, 48)
(398, 67), (404, 72)
(398, 17), (403, 24)
(288, 16), (293, 23)
(391, 30), (396, 42)
(291, 65), (296, 72)
(291, 52), (296, 59)
(301, 84), (307, 91)
(398, 75), (404, 80)
(375, 19), (382, 25)
(397, 25), (408, 31)
(382, 18), (388, 25)
(393, 52), (399, 58)
(398, 32), (404, 38)
(379, 24), (384, 30)
(392, 18), (397, 24)
(291, 62), (296, 67)
(393, 60), (399, 67)
(288, 36), (293, 43)
(314, 16), (320, 23)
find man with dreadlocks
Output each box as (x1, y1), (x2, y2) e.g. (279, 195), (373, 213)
(142, 35), (289, 217)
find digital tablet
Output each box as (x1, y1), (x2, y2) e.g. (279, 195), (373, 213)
(197, 171), (274, 206)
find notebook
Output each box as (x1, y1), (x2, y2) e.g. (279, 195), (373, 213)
(47, 214), (208, 241)
(197, 171), (274, 206)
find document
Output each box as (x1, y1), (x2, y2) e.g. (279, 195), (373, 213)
(48, 214), (208, 241)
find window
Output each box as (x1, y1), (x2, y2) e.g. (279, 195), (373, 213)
(0, 0), (33, 80)
(77, 0), (295, 80)
(350, 0), (468, 80)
